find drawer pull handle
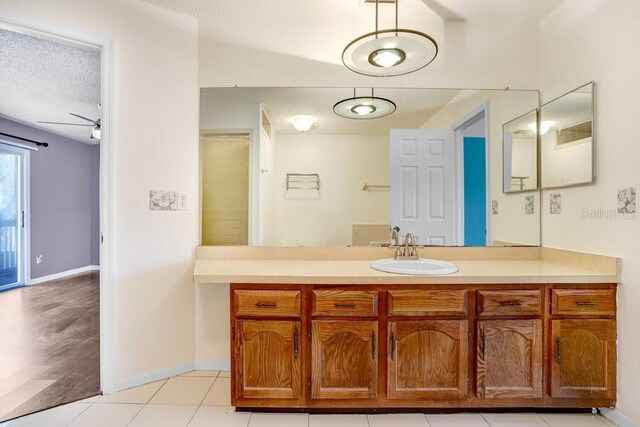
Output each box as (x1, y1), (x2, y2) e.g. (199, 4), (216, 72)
(293, 328), (299, 359)
(481, 328), (487, 361)
(334, 302), (356, 308)
(576, 301), (598, 306)
(255, 302), (278, 308)
(555, 337), (562, 363)
(500, 301), (523, 307)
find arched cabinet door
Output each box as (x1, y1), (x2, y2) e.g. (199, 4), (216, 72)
(387, 320), (469, 400)
(477, 319), (543, 399)
(311, 320), (378, 400)
(551, 319), (616, 399)
(234, 320), (302, 400)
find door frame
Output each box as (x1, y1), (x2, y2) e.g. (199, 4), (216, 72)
(0, 142), (31, 291)
(451, 102), (490, 246)
(0, 16), (116, 393)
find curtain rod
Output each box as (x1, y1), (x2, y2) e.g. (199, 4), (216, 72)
(0, 132), (49, 147)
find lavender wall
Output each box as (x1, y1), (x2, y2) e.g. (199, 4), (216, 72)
(0, 117), (100, 279)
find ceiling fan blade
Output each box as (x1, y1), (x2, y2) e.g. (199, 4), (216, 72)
(38, 121), (94, 126)
(68, 112), (97, 124)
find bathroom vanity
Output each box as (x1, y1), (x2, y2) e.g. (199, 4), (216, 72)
(194, 246), (619, 411)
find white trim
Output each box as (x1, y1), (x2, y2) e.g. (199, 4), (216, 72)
(600, 409), (638, 427)
(451, 101), (490, 246)
(115, 363), (195, 392)
(29, 265), (100, 285)
(195, 360), (231, 371)
(0, 15), (117, 396)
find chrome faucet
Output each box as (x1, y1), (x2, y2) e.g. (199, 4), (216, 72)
(390, 226), (403, 259)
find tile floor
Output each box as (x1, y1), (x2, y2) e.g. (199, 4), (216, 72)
(3, 371), (617, 427)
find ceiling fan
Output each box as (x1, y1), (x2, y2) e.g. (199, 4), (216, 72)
(38, 112), (101, 140)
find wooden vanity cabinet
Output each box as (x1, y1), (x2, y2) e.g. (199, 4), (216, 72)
(550, 288), (617, 400)
(230, 283), (616, 410)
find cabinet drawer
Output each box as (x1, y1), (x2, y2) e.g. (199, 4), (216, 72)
(478, 290), (542, 317)
(551, 289), (615, 317)
(388, 290), (467, 316)
(312, 290), (377, 317)
(234, 290), (301, 317)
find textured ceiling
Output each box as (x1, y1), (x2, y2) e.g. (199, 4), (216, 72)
(202, 87), (516, 135)
(0, 29), (101, 144)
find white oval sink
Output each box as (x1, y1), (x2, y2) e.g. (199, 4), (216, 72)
(370, 258), (458, 276)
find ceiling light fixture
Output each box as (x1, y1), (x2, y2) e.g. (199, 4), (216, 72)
(288, 115), (318, 132)
(333, 88), (396, 120)
(342, 0), (438, 77)
(91, 124), (101, 140)
(528, 120), (555, 135)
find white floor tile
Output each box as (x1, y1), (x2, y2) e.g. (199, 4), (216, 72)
(149, 377), (215, 406)
(481, 413), (547, 427)
(218, 371), (231, 378)
(426, 413), (490, 427)
(8, 403), (91, 427)
(201, 377), (231, 406)
(181, 371), (220, 378)
(368, 413), (429, 427)
(538, 413), (613, 427)
(310, 414), (369, 427)
(128, 404), (198, 427)
(68, 403), (143, 427)
(78, 395), (101, 403)
(188, 406), (251, 427)
(97, 380), (166, 404)
(249, 413), (309, 427)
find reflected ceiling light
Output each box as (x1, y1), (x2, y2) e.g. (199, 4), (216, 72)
(528, 120), (555, 135)
(333, 88), (396, 120)
(288, 115), (317, 132)
(342, 0), (438, 77)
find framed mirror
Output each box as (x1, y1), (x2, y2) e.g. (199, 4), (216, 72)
(540, 82), (594, 188)
(200, 87), (541, 247)
(503, 109), (539, 193)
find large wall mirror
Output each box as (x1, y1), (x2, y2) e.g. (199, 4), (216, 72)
(540, 82), (594, 188)
(200, 87), (541, 247)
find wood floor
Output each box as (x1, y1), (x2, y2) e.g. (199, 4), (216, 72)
(0, 271), (100, 422)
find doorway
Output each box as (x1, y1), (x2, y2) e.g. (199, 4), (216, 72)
(0, 143), (28, 291)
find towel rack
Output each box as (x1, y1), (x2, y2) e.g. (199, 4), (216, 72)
(362, 183), (390, 191)
(286, 173), (320, 190)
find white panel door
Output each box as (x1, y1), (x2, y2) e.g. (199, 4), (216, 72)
(390, 129), (456, 246)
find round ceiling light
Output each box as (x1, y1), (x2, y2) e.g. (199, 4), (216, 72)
(288, 115), (317, 132)
(333, 91), (396, 120)
(342, 0), (438, 77)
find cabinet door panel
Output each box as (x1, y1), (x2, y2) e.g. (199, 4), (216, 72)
(388, 320), (468, 399)
(477, 319), (542, 399)
(235, 320), (301, 400)
(551, 319), (616, 399)
(311, 320), (377, 399)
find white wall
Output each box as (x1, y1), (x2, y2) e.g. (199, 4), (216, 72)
(0, 0), (200, 388)
(421, 90), (540, 246)
(539, 1), (640, 424)
(274, 134), (389, 246)
(540, 133), (592, 188)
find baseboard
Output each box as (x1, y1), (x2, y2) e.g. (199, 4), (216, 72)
(114, 362), (195, 393)
(600, 408), (639, 427)
(30, 265), (100, 285)
(194, 360), (231, 371)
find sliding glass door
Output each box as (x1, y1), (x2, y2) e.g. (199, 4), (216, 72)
(0, 144), (27, 291)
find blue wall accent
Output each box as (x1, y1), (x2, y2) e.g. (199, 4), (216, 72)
(463, 137), (486, 246)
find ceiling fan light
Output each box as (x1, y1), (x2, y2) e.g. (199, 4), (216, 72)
(91, 125), (101, 139)
(369, 48), (406, 68)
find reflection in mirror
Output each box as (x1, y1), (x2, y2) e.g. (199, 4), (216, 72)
(541, 82), (594, 188)
(200, 87), (540, 247)
(503, 109), (539, 193)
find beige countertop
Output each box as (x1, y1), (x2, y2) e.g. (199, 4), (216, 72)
(193, 246), (620, 285)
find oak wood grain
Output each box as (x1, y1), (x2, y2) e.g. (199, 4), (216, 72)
(388, 320), (468, 400)
(234, 289), (301, 317)
(312, 290), (378, 317)
(551, 289), (615, 317)
(477, 319), (543, 399)
(388, 290), (467, 316)
(477, 290), (542, 317)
